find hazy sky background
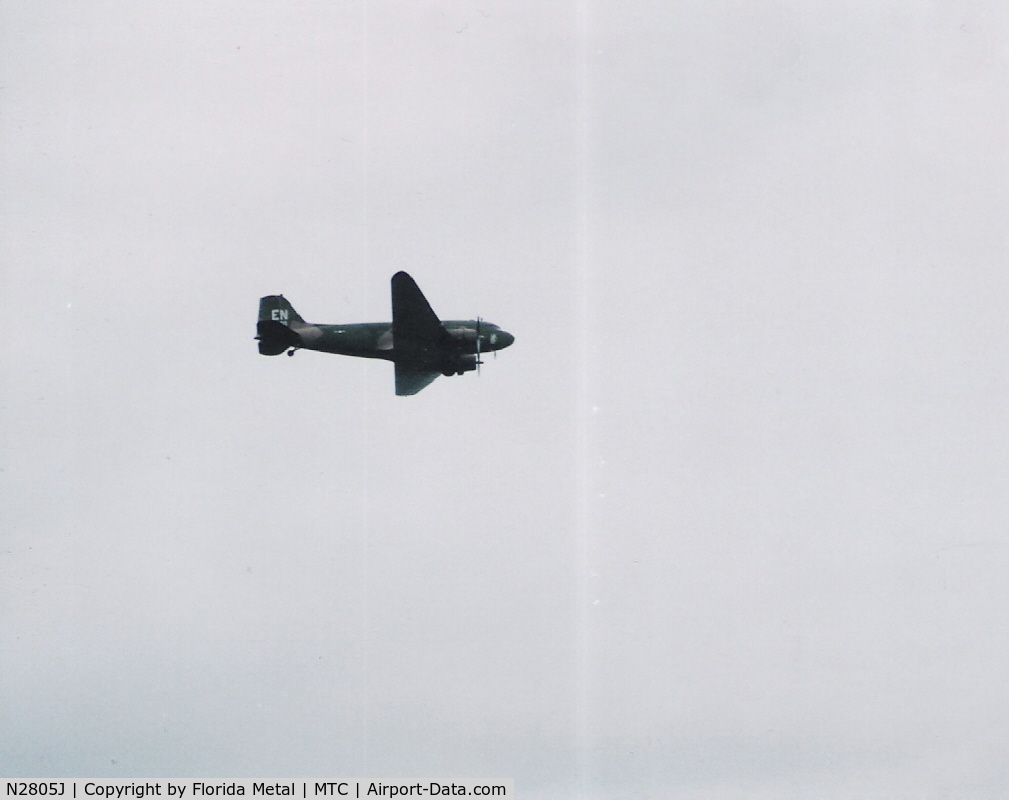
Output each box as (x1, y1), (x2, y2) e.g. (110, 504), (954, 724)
(4, 2), (1009, 797)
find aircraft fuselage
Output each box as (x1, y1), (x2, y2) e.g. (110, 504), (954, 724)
(285, 320), (512, 362)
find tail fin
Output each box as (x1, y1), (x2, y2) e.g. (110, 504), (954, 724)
(256, 295), (303, 355)
(258, 295), (304, 325)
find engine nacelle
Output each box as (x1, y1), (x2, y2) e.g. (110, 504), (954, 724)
(441, 354), (480, 376)
(448, 327), (479, 342)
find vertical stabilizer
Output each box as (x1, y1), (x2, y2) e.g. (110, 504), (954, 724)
(256, 295), (303, 355)
(258, 295), (304, 326)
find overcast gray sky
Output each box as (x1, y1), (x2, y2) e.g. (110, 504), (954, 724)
(4, 2), (1009, 797)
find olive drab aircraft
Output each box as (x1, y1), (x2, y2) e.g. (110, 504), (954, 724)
(255, 271), (515, 395)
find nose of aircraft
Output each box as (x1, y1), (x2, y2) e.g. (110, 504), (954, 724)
(497, 330), (515, 349)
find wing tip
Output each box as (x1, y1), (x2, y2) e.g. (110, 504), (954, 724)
(394, 364), (441, 395)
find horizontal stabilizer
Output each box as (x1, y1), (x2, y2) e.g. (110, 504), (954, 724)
(256, 319), (301, 356)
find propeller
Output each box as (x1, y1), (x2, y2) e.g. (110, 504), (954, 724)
(476, 316), (482, 375)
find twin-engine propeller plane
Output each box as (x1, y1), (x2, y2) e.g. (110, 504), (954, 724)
(256, 271), (514, 395)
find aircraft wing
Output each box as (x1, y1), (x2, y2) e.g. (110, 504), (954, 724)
(391, 271), (448, 351)
(394, 364), (441, 396)
(391, 271), (451, 396)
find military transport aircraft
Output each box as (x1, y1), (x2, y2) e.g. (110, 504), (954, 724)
(256, 271), (515, 395)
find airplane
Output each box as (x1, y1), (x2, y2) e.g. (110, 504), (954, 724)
(255, 271), (515, 395)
